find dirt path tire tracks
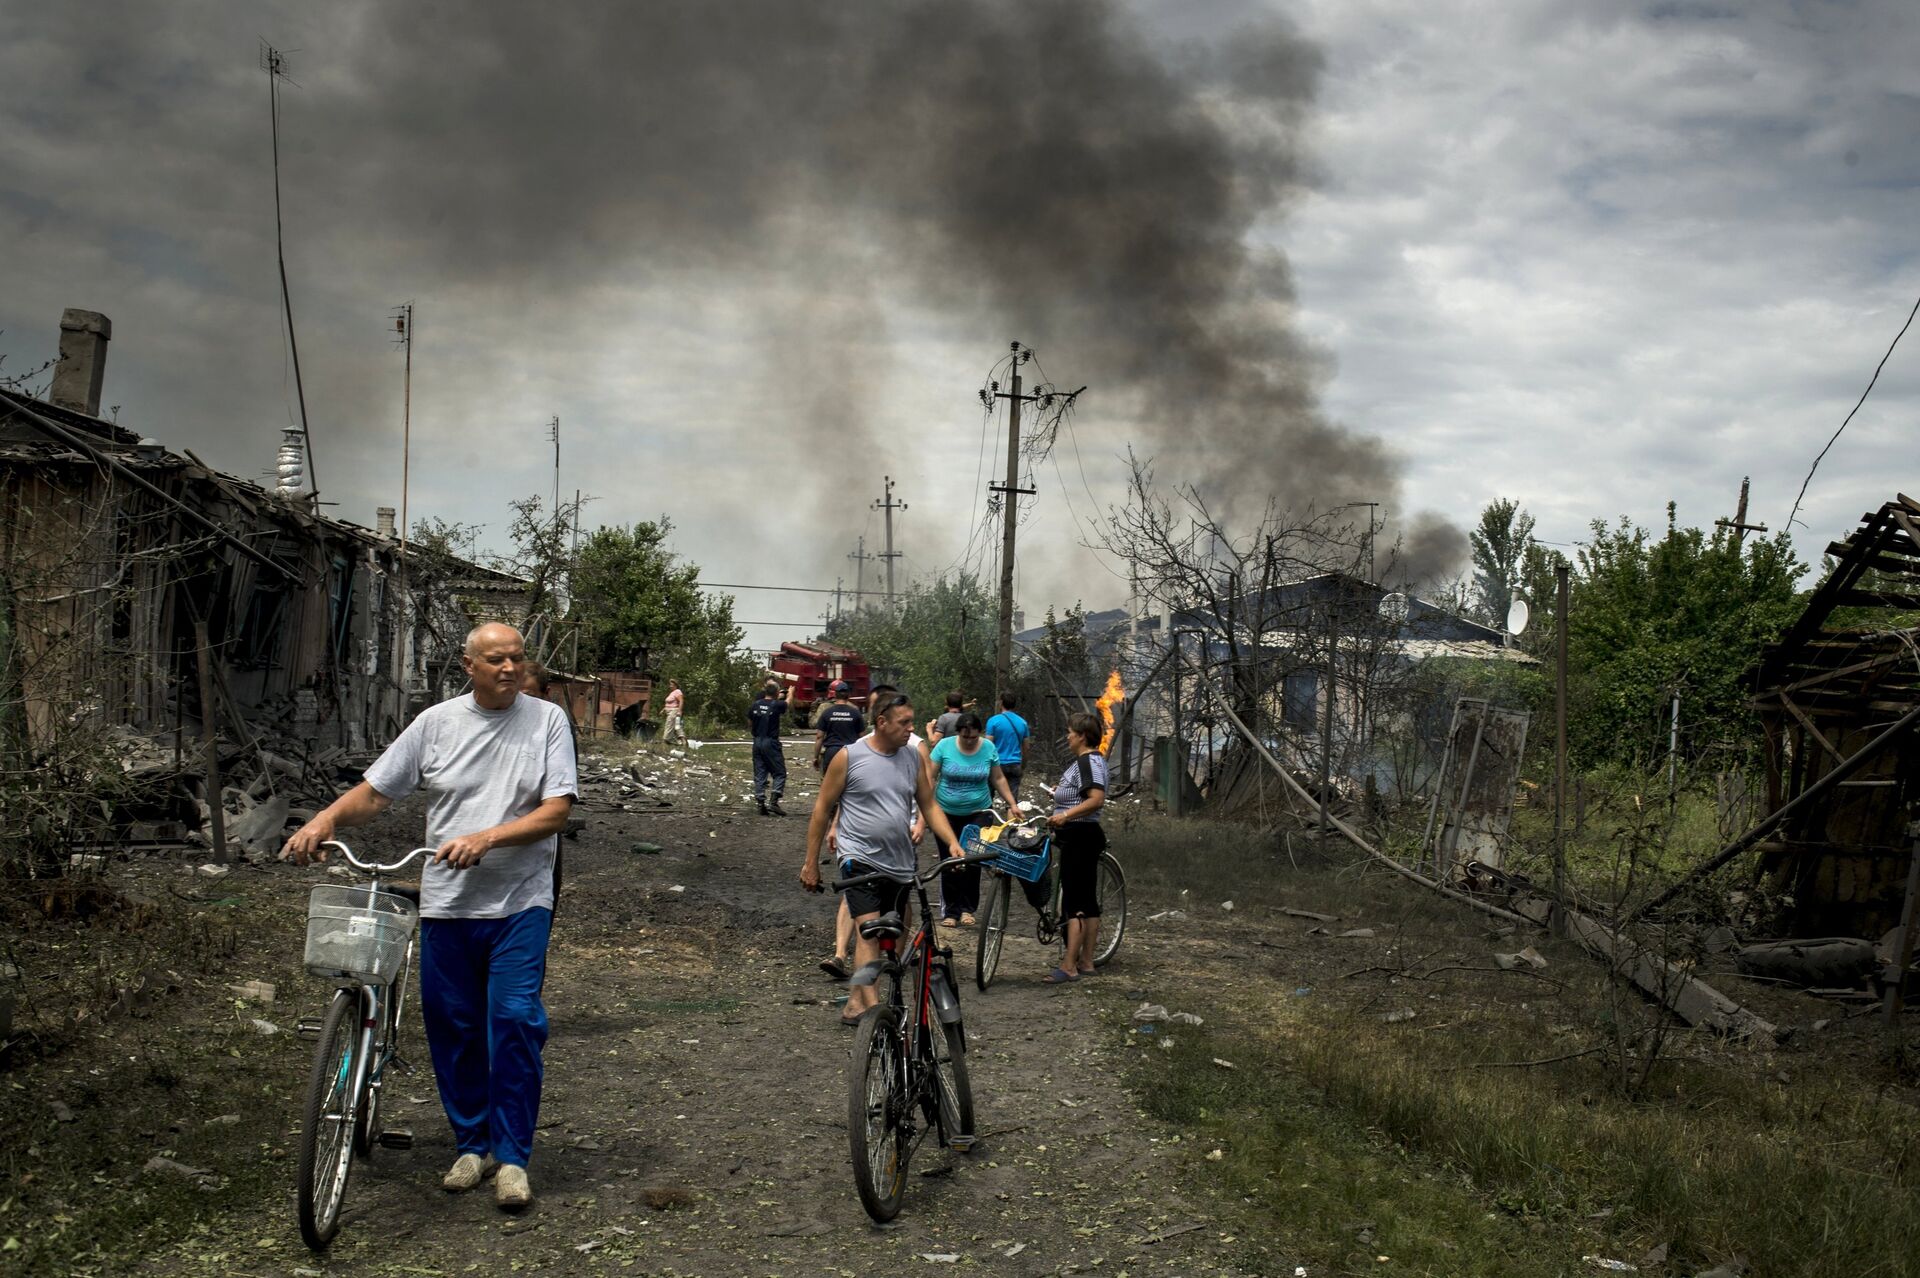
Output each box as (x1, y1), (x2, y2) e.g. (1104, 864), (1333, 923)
(152, 785), (1247, 1276)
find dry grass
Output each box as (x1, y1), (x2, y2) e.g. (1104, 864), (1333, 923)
(1110, 813), (1920, 1277)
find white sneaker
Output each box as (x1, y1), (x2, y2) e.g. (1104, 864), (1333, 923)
(495, 1162), (533, 1210)
(441, 1152), (497, 1192)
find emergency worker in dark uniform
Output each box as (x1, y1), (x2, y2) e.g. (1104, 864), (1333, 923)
(812, 680), (866, 774)
(750, 681), (797, 816)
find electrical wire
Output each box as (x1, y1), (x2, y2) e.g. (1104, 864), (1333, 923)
(1786, 288), (1920, 532)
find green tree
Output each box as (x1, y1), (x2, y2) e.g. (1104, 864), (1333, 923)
(825, 574), (997, 706)
(1469, 498), (1536, 627)
(571, 520), (759, 728)
(1567, 506), (1802, 769)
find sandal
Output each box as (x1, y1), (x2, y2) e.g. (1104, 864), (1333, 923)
(1042, 967), (1080, 984)
(838, 1011), (864, 1028)
(939, 917), (959, 929)
(960, 913), (977, 926)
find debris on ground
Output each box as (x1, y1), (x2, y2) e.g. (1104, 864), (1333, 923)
(1494, 946), (1548, 971)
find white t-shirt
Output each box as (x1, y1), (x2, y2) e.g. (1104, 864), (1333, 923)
(364, 693), (579, 919)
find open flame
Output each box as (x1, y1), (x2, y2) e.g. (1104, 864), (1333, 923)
(1095, 668), (1125, 754)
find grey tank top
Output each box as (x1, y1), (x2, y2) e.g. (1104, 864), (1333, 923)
(837, 738), (921, 876)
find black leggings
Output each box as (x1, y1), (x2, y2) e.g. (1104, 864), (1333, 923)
(938, 809), (993, 917)
(1054, 822), (1107, 919)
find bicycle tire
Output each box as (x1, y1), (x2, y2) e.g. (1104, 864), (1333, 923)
(1093, 852), (1127, 967)
(931, 1020), (973, 1148)
(848, 1005), (909, 1222)
(297, 989), (359, 1251)
(975, 872), (1011, 992)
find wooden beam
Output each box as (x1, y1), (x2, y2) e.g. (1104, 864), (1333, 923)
(1890, 506), (1920, 558)
(1777, 647), (1915, 695)
(1777, 693), (1845, 763)
(1835, 590), (1920, 609)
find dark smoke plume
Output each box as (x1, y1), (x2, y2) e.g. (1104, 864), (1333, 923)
(320, 2), (1463, 580)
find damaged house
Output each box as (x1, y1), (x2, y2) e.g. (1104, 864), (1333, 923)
(0, 309), (527, 861)
(1749, 495), (1920, 940)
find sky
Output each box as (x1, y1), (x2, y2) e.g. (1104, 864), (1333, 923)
(3, 1), (1917, 655)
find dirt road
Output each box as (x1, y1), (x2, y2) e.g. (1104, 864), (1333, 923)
(146, 746), (1251, 1276)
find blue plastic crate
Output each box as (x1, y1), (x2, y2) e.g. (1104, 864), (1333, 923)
(962, 822), (1051, 883)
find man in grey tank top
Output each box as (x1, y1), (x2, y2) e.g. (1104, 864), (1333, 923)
(801, 694), (964, 1024)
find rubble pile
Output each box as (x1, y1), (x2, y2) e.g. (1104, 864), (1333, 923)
(85, 725), (375, 864)
(573, 755), (682, 813)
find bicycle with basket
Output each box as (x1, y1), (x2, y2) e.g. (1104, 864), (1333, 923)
(294, 841), (430, 1251)
(966, 807), (1127, 991)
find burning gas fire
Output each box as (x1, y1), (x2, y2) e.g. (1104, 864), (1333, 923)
(1095, 669), (1125, 754)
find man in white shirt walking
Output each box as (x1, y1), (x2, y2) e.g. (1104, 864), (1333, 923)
(287, 623), (577, 1211)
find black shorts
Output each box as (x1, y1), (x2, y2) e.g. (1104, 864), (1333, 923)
(840, 859), (912, 921)
(1054, 821), (1107, 919)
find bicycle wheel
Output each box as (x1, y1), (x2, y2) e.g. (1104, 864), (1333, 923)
(1093, 852), (1127, 967)
(847, 1005), (909, 1222)
(975, 872), (1011, 992)
(930, 1020), (973, 1149)
(297, 989), (360, 1251)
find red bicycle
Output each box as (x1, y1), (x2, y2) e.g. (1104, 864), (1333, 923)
(833, 847), (1001, 1221)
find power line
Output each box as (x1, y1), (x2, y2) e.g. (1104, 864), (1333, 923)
(1786, 288), (1920, 532)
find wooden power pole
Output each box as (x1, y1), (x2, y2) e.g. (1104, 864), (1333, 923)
(1715, 476), (1769, 548)
(990, 342), (1040, 699)
(848, 536), (872, 612)
(874, 478), (907, 610)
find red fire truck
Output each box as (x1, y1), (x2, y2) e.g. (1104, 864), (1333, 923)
(768, 640), (872, 727)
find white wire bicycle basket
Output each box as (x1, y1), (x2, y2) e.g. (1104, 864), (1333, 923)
(304, 884), (417, 983)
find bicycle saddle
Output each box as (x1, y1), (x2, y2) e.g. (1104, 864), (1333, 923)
(859, 911), (905, 940)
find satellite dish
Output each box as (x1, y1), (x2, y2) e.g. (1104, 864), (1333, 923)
(1506, 598), (1531, 635)
(1377, 592), (1410, 626)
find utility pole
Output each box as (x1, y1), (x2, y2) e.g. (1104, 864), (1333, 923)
(874, 477), (907, 610)
(833, 576), (845, 623)
(990, 341), (1041, 699)
(848, 537), (873, 612)
(1552, 562), (1570, 935)
(570, 487), (582, 672)
(548, 416), (561, 516)
(262, 43), (317, 508)
(393, 304), (413, 551)
(1715, 476), (1768, 548)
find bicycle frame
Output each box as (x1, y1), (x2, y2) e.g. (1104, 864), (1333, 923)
(317, 844), (430, 1149)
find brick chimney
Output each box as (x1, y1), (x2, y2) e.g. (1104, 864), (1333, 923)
(376, 507), (397, 538)
(50, 309), (112, 417)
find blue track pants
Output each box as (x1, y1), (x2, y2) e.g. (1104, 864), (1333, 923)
(419, 906), (552, 1167)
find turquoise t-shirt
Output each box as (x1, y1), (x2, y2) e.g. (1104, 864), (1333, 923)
(929, 735), (999, 813)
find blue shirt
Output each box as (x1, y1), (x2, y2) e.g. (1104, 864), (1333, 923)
(929, 735), (999, 813)
(984, 711), (1029, 765)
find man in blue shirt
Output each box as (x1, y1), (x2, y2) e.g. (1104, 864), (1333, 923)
(749, 681), (797, 816)
(985, 692), (1031, 796)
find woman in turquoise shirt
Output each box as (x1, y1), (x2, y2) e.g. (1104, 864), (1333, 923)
(928, 712), (1019, 926)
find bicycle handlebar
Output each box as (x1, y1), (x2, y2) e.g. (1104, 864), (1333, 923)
(324, 841), (435, 875)
(831, 848), (1001, 893)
